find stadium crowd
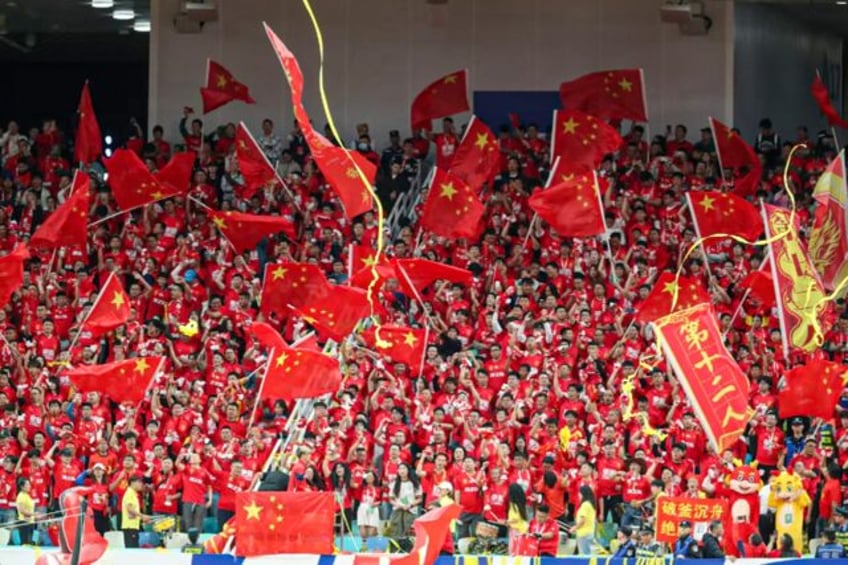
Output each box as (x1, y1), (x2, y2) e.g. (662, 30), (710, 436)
(0, 108), (845, 558)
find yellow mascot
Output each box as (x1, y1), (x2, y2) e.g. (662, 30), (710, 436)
(768, 471), (810, 551)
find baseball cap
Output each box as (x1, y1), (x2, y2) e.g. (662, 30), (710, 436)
(680, 520), (693, 528)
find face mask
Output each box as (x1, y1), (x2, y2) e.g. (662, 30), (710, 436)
(358, 142), (369, 151)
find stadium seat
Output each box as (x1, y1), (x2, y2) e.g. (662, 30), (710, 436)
(366, 536), (389, 552)
(104, 531), (125, 549)
(164, 532), (189, 549)
(202, 517), (218, 534)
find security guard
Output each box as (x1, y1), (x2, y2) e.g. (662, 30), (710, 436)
(834, 506), (848, 552)
(817, 529), (846, 559)
(636, 528), (663, 557)
(674, 521), (701, 558)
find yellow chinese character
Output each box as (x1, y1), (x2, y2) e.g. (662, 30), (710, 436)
(711, 385), (737, 403)
(661, 521), (677, 537)
(662, 501), (678, 517)
(694, 350), (722, 372)
(680, 320), (709, 349)
(711, 505), (724, 520)
(721, 406), (749, 427)
(694, 504), (709, 519)
(678, 503), (693, 518)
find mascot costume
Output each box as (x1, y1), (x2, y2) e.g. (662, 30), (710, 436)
(717, 462), (762, 556)
(35, 487), (108, 565)
(768, 471), (811, 552)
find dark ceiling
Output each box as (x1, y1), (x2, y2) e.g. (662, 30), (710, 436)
(739, 0), (848, 36)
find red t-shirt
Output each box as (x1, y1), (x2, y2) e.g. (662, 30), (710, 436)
(453, 471), (484, 514)
(180, 466), (213, 505)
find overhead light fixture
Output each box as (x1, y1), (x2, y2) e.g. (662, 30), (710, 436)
(91, 0), (114, 8)
(839, 1), (847, 5)
(112, 8), (135, 20)
(133, 19), (151, 32)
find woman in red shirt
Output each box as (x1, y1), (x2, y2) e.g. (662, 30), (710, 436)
(79, 463), (111, 535)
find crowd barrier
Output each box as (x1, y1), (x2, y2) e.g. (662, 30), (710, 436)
(0, 549), (822, 565)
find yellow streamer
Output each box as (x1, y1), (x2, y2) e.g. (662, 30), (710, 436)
(301, 0), (389, 346)
(620, 373), (667, 441)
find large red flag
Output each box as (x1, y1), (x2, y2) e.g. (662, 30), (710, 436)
(411, 70), (470, 131)
(811, 72), (848, 129)
(809, 150), (848, 289)
(635, 272), (711, 324)
(154, 151), (195, 196)
(235, 492), (334, 556)
(654, 303), (754, 453)
(550, 109), (623, 169)
(394, 258), (473, 293)
(710, 117), (763, 197)
(105, 149), (186, 210)
(763, 203), (831, 355)
(30, 172), (90, 249)
(74, 81), (102, 164)
(353, 505), (461, 565)
(235, 122), (279, 198)
(0, 245), (28, 308)
(528, 170), (606, 237)
(448, 115), (500, 191)
(559, 69), (648, 123)
(201, 60), (256, 114)
(295, 285), (373, 341)
(209, 210), (295, 253)
(259, 263), (328, 316)
(361, 325), (426, 367)
(264, 24), (375, 219)
(64, 357), (162, 404)
(686, 191), (762, 242)
(779, 360), (847, 420)
(261, 347), (342, 401)
(82, 273), (131, 338)
(739, 269), (775, 308)
(419, 168), (484, 240)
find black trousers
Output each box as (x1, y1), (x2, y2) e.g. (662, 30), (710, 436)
(123, 528), (140, 548)
(18, 523), (34, 545)
(93, 510), (111, 535)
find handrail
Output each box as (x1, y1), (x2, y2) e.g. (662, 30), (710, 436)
(385, 159), (429, 239)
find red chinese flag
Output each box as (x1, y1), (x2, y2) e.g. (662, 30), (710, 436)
(105, 149), (185, 210)
(739, 270), (775, 308)
(296, 285), (374, 341)
(559, 69), (648, 123)
(686, 191), (762, 242)
(64, 357), (162, 404)
(349, 261), (397, 290)
(449, 115), (500, 191)
(812, 72), (848, 129)
(74, 81), (102, 164)
(420, 168), (484, 240)
(551, 109), (623, 169)
(0, 244), (28, 308)
(30, 172), (90, 249)
(779, 360), (848, 420)
(810, 150), (848, 289)
(349, 242), (377, 272)
(250, 321), (288, 353)
(763, 203), (832, 354)
(353, 504), (462, 565)
(410, 70), (470, 131)
(262, 346), (342, 401)
(201, 59), (256, 114)
(210, 210), (295, 253)
(528, 170), (606, 237)
(82, 273), (131, 338)
(235, 492), (334, 556)
(264, 24), (374, 220)
(394, 258), (473, 294)
(654, 303), (754, 453)
(710, 117), (763, 197)
(154, 151), (196, 196)
(362, 325), (426, 367)
(635, 272), (711, 324)
(235, 122), (278, 198)
(259, 263), (328, 316)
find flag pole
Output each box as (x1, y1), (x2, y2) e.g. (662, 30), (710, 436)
(724, 254), (770, 338)
(347, 243), (354, 280)
(524, 156), (561, 249)
(187, 195), (240, 254)
(684, 192), (715, 281)
(708, 117), (727, 185)
(66, 270), (116, 353)
(832, 127), (841, 152)
(417, 323), (430, 379)
(247, 353), (273, 432)
(760, 201), (790, 362)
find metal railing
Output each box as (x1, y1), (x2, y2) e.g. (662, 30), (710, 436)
(386, 160), (430, 239)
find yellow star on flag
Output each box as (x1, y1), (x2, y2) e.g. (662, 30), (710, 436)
(618, 78), (633, 91)
(698, 195), (716, 212)
(443, 74), (458, 84)
(151, 191), (164, 200)
(474, 133), (489, 151)
(216, 74), (228, 89)
(663, 281), (678, 295)
(346, 167), (359, 179)
(562, 117), (580, 135)
(243, 500), (263, 520)
(275, 352), (289, 367)
(361, 255), (378, 267)
(272, 267), (287, 280)
(110, 291), (125, 309)
(134, 358), (150, 373)
(439, 182), (457, 200)
(213, 217), (227, 231)
(403, 332), (419, 347)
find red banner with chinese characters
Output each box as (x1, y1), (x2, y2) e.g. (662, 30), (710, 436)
(654, 303), (754, 453)
(655, 496), (728, 543)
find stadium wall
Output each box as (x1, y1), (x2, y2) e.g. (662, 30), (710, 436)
(148, 0), (733, 143)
